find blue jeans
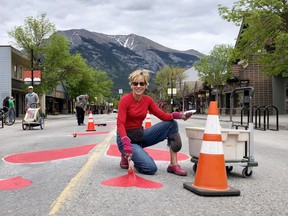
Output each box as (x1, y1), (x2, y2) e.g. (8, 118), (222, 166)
(8, 109), (14, 123)
(117, 120), (179, 175)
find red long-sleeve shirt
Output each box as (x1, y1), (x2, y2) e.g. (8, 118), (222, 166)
(117, 93), (173, 138)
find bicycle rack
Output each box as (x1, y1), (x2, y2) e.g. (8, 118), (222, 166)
(230, 86), (254, 129)
(240, 106), (258, 129)
(264, 105), (279, 131)
(240, 107), (248, 127)
(254, 106), (266, 130)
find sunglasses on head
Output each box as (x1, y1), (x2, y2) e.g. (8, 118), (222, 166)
(132, 82), (146, 86)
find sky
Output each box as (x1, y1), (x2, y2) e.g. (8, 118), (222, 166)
(0, 0), (240, 55)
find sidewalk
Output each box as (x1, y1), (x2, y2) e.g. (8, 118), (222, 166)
(193, 113), (288, 130)
(15, 113), (288, 130)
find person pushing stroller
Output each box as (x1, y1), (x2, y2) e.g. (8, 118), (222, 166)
(25, 86), (39, 109)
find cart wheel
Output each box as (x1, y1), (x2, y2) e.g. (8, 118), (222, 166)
(242, 167), (253, 178)
(22, 122), (27, 130)
(192, 163), (198, 173)
(226, 166), (233, 173)
(40, 118), (44, 130)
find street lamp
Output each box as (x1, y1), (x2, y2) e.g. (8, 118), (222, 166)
(167, 72), (176, 112)
(31, 49), (34, 87)
(170, 76), (173, 112)
(25, 48), (41, 86)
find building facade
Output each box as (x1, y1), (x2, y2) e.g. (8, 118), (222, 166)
(46, 82), (69, 115)
(0, 45), (71, 116)
(183, 61), (287, 115)
(0, 45), (30, 116)
(232, 61), (287, 114)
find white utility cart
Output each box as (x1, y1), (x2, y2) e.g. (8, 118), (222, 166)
(186, 87), (258, 178)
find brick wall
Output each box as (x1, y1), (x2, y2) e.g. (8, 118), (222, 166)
(232, 59), (272, 107)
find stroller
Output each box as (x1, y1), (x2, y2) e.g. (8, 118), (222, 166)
(22, 103), (44, 130)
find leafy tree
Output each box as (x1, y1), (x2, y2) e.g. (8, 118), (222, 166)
(8, 13), (113, 103)
(8, 13), (56, 64)
(88, 67), (114, 103)
(173, 67), (188, 111)
(43, 33), (113, 99)
(41, 33), (76, 93)
(155, 65), (187, 111)
(193, 44), (234, 107)
(218, 0), (288, 77)
(155, 65), (171, 100)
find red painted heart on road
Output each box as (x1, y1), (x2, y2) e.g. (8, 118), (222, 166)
(0, 176), (32, 190)
(101, 168), (163, 189)
(3, 144), (96, 164)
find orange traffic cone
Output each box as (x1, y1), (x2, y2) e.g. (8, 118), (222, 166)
(183, 101), (240, 196)
(86, 111), (96, 131)
(144, 111), (152, 129)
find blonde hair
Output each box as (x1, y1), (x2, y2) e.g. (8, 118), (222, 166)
(128, 69), (150, 87)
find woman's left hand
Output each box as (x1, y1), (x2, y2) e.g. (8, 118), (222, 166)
(172, 112), (192, 121)
(180, 112), (193, 121)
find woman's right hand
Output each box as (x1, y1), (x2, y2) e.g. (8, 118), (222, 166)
(121, 136), (133, 159)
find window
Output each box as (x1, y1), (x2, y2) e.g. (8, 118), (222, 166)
(19, 65), (23, 80)
(14, 64), (17, 78)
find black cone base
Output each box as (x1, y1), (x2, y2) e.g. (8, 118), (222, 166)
(95, 123), (107, 126)
(183, 182), (240, 196)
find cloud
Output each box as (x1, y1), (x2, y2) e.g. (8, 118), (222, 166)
(0, 0), (239, 54)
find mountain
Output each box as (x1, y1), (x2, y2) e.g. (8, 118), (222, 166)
(57, 29), (202, 93)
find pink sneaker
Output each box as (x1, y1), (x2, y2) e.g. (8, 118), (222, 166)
(120, 155), (129, 169)
(167, 165), (187, 176)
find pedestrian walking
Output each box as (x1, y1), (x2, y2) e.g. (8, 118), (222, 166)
(75, 94), (89, 126)
(8, 96), (15, 123)
(116, 69), (193, 176)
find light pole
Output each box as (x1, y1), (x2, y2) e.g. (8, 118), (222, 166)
(167, 71), (176, 113)
(31, 49), (34, 87)
(170, 74), (173, 112)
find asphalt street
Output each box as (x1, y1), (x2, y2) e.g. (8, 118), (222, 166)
(0, 113), (288, 216)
